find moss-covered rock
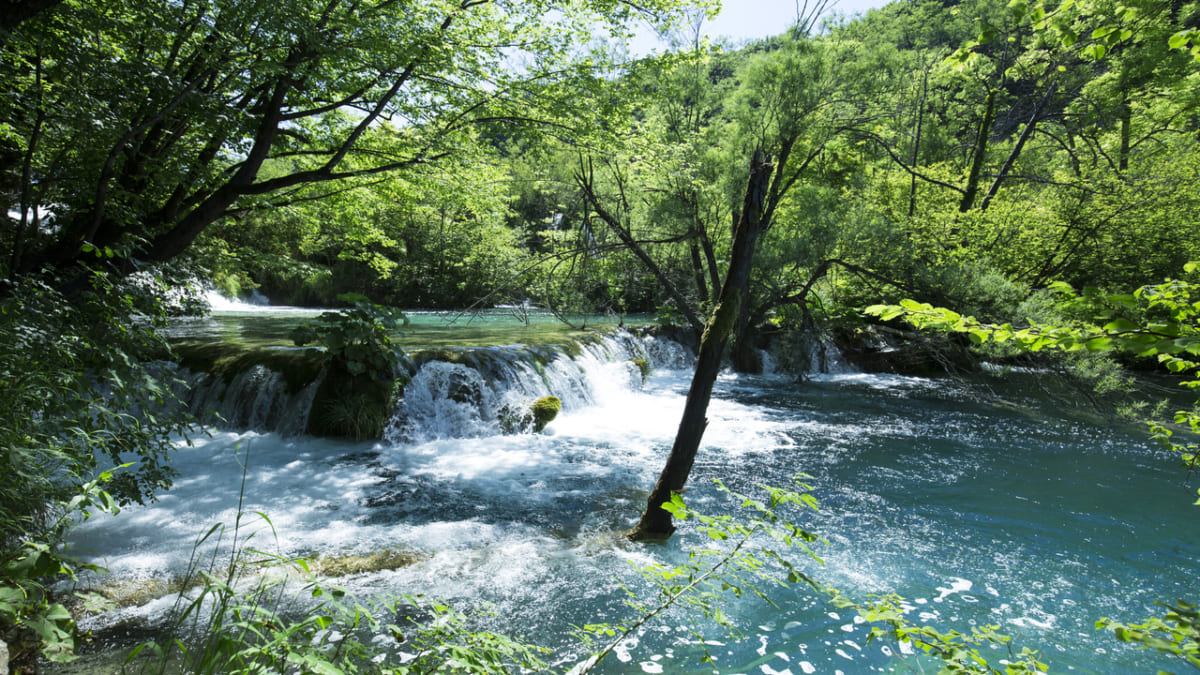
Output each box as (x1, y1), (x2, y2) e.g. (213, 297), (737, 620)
(312, 549), (426, 577)
(530, 395), (561, 432)
(500, 395), (562, 434)
(630, 358), (651, 382)
(306, 358), (396, 440)
(174, 341), (326, 394)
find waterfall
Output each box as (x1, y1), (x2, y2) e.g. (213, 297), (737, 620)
(804, 330), (854, 375)
(179, 329), (691, 440)
(770, 327), (858, 377)
(180, 364), (321, 436)
(387, 331), (689, 443)
(204, 288), (271, 311)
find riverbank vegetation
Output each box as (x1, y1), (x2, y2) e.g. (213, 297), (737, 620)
(2, 0), (1199, 670)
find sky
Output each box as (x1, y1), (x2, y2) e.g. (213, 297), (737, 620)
(707, 0), (892, 40)
(630, 0), (894, 53)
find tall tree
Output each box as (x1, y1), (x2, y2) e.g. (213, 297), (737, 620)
(630, 150), (774, 540)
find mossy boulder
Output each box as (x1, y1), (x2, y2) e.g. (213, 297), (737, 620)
(312, 549), (426, 577)
(500, 395), (562, 434)
(306, 358), (396, 440)
(174, 341), (325, 393)
(530, 395), (561, 432)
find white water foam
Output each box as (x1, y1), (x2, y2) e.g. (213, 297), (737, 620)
(205, 288), (270, 311)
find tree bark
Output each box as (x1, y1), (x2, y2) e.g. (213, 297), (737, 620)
(628, 150), (773, 540)
(908, 57), (932, 217)
(959, 88), (996, 213)
(730, 294), (762, 374)
(1118, 95), (1131, 174)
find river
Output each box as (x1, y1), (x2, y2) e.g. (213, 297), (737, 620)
(60, 304), (1198, 674)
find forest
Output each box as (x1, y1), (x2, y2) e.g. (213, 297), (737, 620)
(1, 0), (1199, 672)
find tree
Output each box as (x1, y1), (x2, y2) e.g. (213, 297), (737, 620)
(0, 0), (698, 281)
(0, 270), (192, 552)
(629, 150), (774, 540)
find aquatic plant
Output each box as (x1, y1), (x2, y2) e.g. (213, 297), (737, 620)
(317, 392), (390, 441)
(290, 296), (408, 381)
(294, 296), (408, 439)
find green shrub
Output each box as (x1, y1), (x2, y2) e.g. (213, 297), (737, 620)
(292, 297), (408, 439)
(0, 271), (192, 551)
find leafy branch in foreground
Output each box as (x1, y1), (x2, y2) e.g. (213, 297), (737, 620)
(574, 478), (1046, 675)
(837, 592), (1047, 675)
(0, 271), (191, 549)
(0, 468), (124, 669)
(572, 478), (824, 674)
(864, 262), (1200, 469)
(1096, 601), (1200, 672)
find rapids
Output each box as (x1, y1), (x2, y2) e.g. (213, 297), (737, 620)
(61, 310), (1199, 674)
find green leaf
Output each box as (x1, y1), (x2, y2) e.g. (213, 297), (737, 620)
(978, 22), (998, 44)
(1107, 294), (1137, 308)
(899, 299), (932, 312)
(705, 527), (729, 540)
(1104, 318), (1139, 333)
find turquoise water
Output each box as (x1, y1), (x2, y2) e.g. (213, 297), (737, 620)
(167, 305), (650, 348)
(65, 326), (1198, 674)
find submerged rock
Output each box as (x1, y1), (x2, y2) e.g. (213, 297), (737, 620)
(313, 549), (426, 577)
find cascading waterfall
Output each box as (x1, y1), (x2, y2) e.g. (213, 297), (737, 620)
(806, 330), (853, 374)
(179, 365), (322, 436)
(771, 326), (856, 377)
(389, 333), (686, 442)
(203, 288), (270, 311)
(177, 329), (694, 440)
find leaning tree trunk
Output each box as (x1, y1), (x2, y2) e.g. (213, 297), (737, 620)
(629, 150), (774, 540)
(730, 291), (762, 374)
(959, 88), (996, 213)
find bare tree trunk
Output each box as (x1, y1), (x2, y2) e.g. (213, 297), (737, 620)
(628, 150), (773, 540)
(730, 293), (762, 374)
(1118, 95), (1131, 173)
(959, 88), (996, 213)
(10, 53), (43, 276)
(979, 82), (1058, 212)
(908, 56), (932, 218)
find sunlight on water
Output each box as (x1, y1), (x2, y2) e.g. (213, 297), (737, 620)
(64, 330), (1200, 674)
